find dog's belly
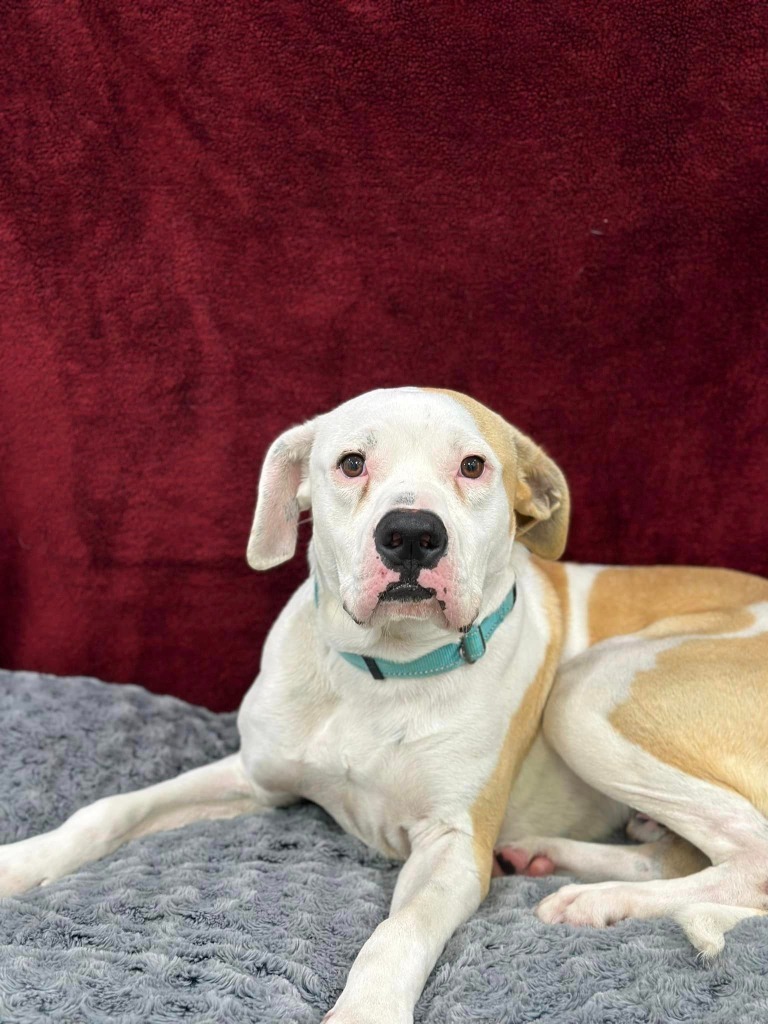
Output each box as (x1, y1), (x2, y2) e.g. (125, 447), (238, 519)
(499, 733), (630, 845)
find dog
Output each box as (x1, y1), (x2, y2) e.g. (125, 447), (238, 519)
(1, 387), (767, 1023)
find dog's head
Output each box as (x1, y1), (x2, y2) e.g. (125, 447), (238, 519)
(247, 388), (569, 631)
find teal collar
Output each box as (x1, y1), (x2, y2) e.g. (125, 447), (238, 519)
(314, 581), (517, 680)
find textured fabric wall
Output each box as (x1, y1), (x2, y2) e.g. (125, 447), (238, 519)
(1, 2), (766, 710)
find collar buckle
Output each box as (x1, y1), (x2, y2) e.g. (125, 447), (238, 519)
(459, 626), (487, 664)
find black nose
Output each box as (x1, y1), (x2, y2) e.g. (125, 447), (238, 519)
(374, 510), (448, 573)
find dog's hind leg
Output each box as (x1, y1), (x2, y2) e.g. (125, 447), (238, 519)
(0, 754), (292, 895)
(536, 620), (768, 953)
(528, 774), (768, 956)
(495, 832), (708, 883)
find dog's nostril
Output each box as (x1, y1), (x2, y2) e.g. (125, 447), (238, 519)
(388, 530), (436, 550)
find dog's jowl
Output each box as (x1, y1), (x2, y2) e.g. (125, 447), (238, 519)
(2, 387), (767, 1023)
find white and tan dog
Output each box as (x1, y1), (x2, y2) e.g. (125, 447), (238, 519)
(2, 387), (767, 1023)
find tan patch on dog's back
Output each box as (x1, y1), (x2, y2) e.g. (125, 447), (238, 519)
(470, 571), (563, 889)
(639, 607), (755, 639)
(589, 566), (768, 645)
(610, 622), (768, 817)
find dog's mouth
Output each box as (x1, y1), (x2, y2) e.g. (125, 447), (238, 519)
(378, 581), (436, 604)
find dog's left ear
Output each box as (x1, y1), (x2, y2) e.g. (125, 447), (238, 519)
(512, 431), (570, 560)
(246, 418), (317, 570)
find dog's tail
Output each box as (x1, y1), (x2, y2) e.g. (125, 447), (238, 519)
(672, 902), (767, 958)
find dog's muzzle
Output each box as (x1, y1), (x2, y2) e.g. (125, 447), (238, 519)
(374, 510), (448, 603)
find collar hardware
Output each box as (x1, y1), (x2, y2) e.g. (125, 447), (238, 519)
(362, 656), (385, 680)
(459, 626), (487, 664)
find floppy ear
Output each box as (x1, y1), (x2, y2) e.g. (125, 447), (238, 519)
(425, 389), (571, 560)
(511, 430), (571, 560)
(246, 419), (316, 570)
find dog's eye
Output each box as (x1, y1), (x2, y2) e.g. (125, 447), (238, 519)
(460, 455), (485, 479)
(339, 453), (366, 478)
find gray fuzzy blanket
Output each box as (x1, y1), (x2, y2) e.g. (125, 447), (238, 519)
(0, 671), (766, 1023)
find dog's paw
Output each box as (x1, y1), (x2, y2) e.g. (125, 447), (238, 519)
(323, 1012), (411, 1024)
(0, 835), (59, 896)
(323, 996), (412, 1024)
(494, 837), (556, 877)
(625, 812), (668, 843)
(536, 880), (634, 927)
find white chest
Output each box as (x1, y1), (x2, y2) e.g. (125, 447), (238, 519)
(241, 675), (497, 860)
(237, 560), (561, 859)
(298, 713), (415, 857)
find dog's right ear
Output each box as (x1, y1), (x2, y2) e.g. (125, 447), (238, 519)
(246, 419), (316, 570)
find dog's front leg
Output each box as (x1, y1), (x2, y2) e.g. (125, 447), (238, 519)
(325, 825), (487, 1024)
(0, 754), (291, 895)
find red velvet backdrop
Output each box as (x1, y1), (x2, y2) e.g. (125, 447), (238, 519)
(1, 3), (766, 710)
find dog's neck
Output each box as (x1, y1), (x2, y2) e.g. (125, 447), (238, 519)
(310, 545), (526, 664)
